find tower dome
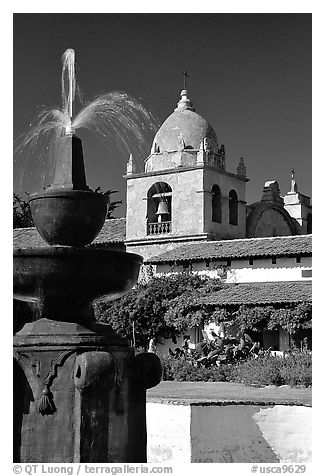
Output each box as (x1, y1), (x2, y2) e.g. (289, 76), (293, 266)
(146, 89), (220, 173)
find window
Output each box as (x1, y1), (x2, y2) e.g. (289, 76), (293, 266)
(302, 269), (312, 278)
(229, 189), (238, 225)
(272, 257), (277, 264)
(212, 185), (222, 223)
(183, 262), (192, 272)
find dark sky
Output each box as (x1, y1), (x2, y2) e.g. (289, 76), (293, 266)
(13, 13), (311, 217)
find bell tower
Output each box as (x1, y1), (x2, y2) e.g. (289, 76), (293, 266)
(125, 88), (248, 260)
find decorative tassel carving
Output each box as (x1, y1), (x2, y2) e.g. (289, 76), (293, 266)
(14, 349), (74, 418)
(37, 386), (56, 415)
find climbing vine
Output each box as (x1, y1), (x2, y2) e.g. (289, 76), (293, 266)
(210, 302), (312, 333)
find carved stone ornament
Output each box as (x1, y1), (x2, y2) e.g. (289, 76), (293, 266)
(14, 349), (75, 415)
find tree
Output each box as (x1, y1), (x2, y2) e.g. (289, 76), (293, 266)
(13, 193), (33, 228)
(94, 187), (122, 219)
(94, 273), (222, 348)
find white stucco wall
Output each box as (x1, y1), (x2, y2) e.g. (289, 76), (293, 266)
(156, 256), (312, 283)
(146, 403), (191, 463)
(146, 402), (312, 463)
(252, 406), (312, 463)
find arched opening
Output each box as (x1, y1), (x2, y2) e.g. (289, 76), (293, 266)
(307, 213), (312, 234)
(147, 182), (172, 235)
(229, 189), (238, 225)
(212, 184), (222, 223)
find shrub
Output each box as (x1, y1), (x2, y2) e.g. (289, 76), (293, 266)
(279, 351), (312, 387)
(160, 351), (312, 387)
(231, 352), (312, 387)
(161, 354), (234, 382)
(230, 355), (286, 386)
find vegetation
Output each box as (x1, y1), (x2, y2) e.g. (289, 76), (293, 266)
(13, 193), (33, 228)
(95, 271), (312, 349)
(162, 353), (233, 382)
(94, 270), (312, 388)
(93, 187), (122, 219)
(160, 350), (312, 387)
(212, 303), (312, 334)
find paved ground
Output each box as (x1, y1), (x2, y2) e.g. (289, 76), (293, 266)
(147, 381), (312, 406)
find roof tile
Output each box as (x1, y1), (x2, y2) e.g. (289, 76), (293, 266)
(198, 281), (312, 306)
(13, 218), (126, 249)
(146, 234), (312, 264)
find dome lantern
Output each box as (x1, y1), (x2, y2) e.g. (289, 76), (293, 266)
(174, 89), (195, 112)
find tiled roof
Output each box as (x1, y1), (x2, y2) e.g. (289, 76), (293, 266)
(92, 218), (126, 244)
(146, 234), (312, 264)
(13, 227), (48, 249)
(13, 218), (126, 249)
(197, 281), (312, 306)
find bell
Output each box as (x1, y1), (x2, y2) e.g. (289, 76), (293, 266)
(156, 200), (170, 216)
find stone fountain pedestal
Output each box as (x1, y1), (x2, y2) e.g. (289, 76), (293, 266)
(14, 317), (160, 463)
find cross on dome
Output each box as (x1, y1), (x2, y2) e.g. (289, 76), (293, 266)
(182, 70), (191, 90)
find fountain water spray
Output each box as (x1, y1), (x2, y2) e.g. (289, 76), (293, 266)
(61, 48), (76, 135)
(15, 48), (159, 191)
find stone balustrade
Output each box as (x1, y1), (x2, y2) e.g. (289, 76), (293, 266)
(147, 221), (172, 235)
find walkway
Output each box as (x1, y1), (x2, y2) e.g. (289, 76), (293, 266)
(147, 380), (312, 406)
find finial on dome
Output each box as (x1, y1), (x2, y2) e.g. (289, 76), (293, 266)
(197, 139), (206, 165)
(175, 89), (195, 112)
(175, 71), (195, 111)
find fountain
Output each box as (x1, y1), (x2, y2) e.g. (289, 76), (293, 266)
(13, 49), (162, 463)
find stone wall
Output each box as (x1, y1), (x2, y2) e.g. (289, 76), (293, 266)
(203, 168), (246, 239)
(126, 168), (205, 242)
(125, 164), (247, 259)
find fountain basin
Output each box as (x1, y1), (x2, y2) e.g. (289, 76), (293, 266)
(14, 247), (142, 322)
(29, 189), (109, 247)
